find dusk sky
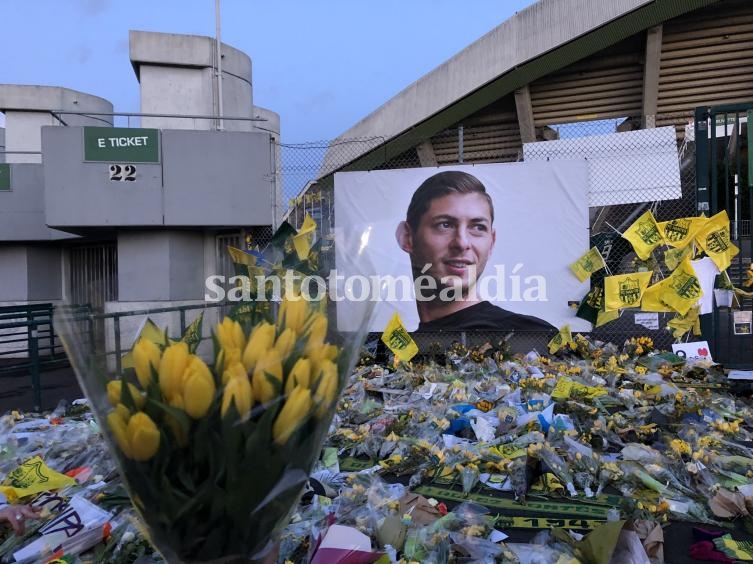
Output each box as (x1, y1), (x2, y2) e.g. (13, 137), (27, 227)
(2, 0), (536, 143)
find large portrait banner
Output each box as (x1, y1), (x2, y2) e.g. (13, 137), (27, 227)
(334, 161), (591, 333)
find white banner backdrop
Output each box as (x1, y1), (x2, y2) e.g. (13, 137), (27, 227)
(334, 161), (591, 332)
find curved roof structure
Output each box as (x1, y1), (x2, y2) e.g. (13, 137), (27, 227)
(322, 0), (743, 175)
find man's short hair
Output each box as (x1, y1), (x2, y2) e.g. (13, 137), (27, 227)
(405, 170), (494, 231)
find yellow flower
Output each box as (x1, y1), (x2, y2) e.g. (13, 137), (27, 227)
(126, 412), (161, 461)
(133, 338), (161, 388)
(106, 380), (145, 409)
(215, 317), (246, 352)
(242, 322), (275, 372)
(159, 342), (190, 402)
(216, 346), (242, 376)
(274, 327), (297, 362)
(278, 293), (308, 333)
(252, 349), (283, 403)
(107, 410), (133, 458)
(221, 373), (253, 418)
(305, 313), (328, 350)
(285, 358), (311, 395)
(273, 385), (312, 445)
(313, 359), (338, 417)
(222, 360), (247, 385)
(181, 356), (216, 419)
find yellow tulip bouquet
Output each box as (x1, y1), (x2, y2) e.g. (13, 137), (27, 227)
(57, 220), (374, 563)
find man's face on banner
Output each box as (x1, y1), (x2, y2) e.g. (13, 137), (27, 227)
(400, 192), (496, 293)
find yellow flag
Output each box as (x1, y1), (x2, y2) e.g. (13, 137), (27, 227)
(658, 256), (703, 315)
(695, 210), (739, 271)
(622, 210), (663, 260)
(595, 309), (620, 327)
(381, 312), (418, 363)
(641, 279), (673, 312)
(293, 214), (318, 260)
(657, 217), (705, 249)
(0, 456), (76, 502)
(121, 317), (167, 369)
(548, 325), (574, 354)
(228, 246), (257, 266)
(603, 271), (653, 311)
(569, 247), (607, 282)
(663, 246), (692, 272)
(667, 306), (701, 339)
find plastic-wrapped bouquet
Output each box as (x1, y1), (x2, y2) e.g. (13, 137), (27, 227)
(56, 221), (374, 563)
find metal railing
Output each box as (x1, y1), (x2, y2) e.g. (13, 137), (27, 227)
(0, 304), (67, 410)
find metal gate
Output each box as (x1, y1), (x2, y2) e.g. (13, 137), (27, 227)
(69, 243), (119, 310)
(695, 104), (752, 368)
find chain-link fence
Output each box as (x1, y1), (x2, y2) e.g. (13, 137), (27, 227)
(277, 114), (700, 355)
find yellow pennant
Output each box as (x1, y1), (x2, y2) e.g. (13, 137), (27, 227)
(603, 271), (653, 311)
(569, 247), (607, 283)
(548, 324), (574, 354)
(640, 279), (674, 312)
(0, 456), (76, 502)
(381, 312), (418, 363)
(657, 216), (705, 249)
(622, 210), (664, 260)
(293, 214), (318, 260)
(667, 306), (701, 340)
(695, 210), (740, 272)
(595, 309), (620, 327)
(658, 256), (703, 315)
(227, 246), (257, 266)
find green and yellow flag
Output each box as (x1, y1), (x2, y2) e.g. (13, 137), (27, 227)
(603, 271), (653, 311)
(622, 210), (663, 260)
(640, 279), (674, 312)
(548, 324), (574, 354)
(569, 247), (607, 283)
(663, 245), (693, 272)
(381, 312), (418, 363)
(596, 309), (620, 327)
(695, 210), (739, 271)
(657, 216), (705, 249)
(228, 246), (257, 267)
(293, 214), (317, 260)
(658, 256), (702, 315)
(667, 306), (701, 340)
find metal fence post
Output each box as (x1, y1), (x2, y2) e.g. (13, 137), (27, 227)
(29, 325), (41, 411)
(114, 314), (122, 376)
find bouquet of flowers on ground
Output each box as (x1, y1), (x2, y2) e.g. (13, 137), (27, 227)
(57, 220), (374, 563)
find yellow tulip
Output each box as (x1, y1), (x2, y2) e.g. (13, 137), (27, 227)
(323, 344), (339, 361)
(113, 403), (131, 422)
(222, 360), (247, 385)
(305, 313), (328, 349)
(126, 412), (161, 461)
(165, 413), (188, 447)
(278, 293), (308, 333)
(217, 347), (242, 380)
(133, 338), (161, 388)
(159, 342), (190, 402)
(252, 349), (282, 404)
(242, 322), (275, 372)
(106, 380), (144, 409)
(274, 328), (297, 362)
(273, 386), (312, 445)
(215, 317), (246, 352)
(221, 374), (253, 419)
(181, 356), (216, 419)
(285, 358), (311, 395)
(107, 410), (133, 458)
(313, 359), (339, 417)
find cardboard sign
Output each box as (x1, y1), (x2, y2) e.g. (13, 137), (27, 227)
(672, 341), (712, 362)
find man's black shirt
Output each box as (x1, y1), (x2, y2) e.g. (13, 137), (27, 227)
(416, 301), (556, 333)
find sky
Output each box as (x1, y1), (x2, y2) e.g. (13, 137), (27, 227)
(1, 0), (537, 143)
